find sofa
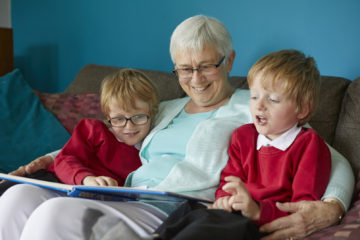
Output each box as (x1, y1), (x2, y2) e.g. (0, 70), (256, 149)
(34, 64), (360, 239)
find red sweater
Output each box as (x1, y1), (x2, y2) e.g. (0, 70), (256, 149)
(47, 119), (141, 186)
(216, 124), (331, 225)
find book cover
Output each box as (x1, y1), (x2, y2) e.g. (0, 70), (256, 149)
(0, 173), (213, 203)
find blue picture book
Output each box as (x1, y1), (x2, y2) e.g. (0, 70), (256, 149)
(0, 173), (213, 203)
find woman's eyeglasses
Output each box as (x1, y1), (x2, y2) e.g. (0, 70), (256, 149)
(173, 56), (225, 80)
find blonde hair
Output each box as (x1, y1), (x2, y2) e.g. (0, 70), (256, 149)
(100, 69), (159, 120)
(247, 49), (320, 125)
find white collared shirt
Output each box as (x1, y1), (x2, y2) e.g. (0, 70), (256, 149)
(256, 124), (302, 151)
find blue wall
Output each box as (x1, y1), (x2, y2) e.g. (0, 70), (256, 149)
(12, 0), (360, 92)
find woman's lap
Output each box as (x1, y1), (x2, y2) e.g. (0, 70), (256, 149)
(0, 184), (63, 240)
(6, 186), (168, 239)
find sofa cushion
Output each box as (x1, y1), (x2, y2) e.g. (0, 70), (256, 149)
(333, 77), (360, 175)
(228, 76), (248, 89)
(0, 69), (70, 173)
(65, 64), (185, 101)
(309, 76), (351, 144)
(36, 92), (104, 134)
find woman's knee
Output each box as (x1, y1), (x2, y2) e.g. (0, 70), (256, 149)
(0, 184), (54, 240)
(31, 197), (80, 220)
(1, 184), (48, 210)
(21, 198), (89, 240)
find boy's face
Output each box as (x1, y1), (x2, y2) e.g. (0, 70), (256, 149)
(108, 99), (151, 146)
(249, 74), (306, 140)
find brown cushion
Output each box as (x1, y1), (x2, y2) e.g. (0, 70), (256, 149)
(228, 76), (248, 89)
(65, 64), (185, 101)
(309, 76), (351, 144)
(35, 91), (103, 134)
(333, 78), (360, 175)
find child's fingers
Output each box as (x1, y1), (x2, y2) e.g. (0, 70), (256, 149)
(211, 197), (232, 212)
(96, 176), (118, 186)
(83, 176), (98, 186)
(224, 175), (242, 183)
(231, 202), (245, 211)
(222, 180), (247, 196)
(104, 177), (118, 186)
(95, 177), (108, 186)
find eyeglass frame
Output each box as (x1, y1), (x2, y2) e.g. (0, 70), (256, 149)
(172, 56), (225, 79)
(108, 114), (150, 127)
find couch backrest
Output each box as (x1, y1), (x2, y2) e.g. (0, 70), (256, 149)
(66, 64), (185, 101)
(309, 76), (351, 144)
(333, 78), (360, 175)
(67, 64), (357, 172)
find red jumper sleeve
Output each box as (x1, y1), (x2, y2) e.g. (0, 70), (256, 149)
(53, 119), (108, 185)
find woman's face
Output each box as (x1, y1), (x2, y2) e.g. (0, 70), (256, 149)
(174, 46), (234, 109)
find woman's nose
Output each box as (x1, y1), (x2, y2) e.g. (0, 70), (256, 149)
(191, 69), (203, 83)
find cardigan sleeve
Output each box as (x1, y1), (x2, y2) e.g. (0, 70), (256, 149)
(322, 144), (354, 211)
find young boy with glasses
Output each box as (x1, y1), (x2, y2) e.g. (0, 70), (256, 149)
(0, 69), (158, 190)
(154, 49), (331, 239)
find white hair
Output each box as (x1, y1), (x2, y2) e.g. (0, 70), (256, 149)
(170, 15), (233, 63)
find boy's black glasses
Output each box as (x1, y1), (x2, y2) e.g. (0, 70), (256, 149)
(108, 114), (150, 127)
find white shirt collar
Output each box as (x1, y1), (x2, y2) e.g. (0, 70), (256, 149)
(256, 124), (301, 151)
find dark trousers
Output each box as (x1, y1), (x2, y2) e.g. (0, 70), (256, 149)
(154, 201), (265, 240)
(0, 169), (60, 195)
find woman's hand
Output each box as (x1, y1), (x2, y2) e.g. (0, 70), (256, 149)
(259, 199), (344, 240)
(82, 176), (118, 187)
(8, 155), (54, 176)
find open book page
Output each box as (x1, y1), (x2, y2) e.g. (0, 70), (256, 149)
(0, 173), (213, 203)
(0, 173), (73, 192)
(70, 185), (213, 203)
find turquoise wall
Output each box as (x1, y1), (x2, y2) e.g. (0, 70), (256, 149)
(12, 0), (360, 92)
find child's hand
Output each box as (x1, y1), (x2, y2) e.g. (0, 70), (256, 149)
(223, 176), (260, 221)
(82, 176), (118, 187)
(209, 196), (232, 212)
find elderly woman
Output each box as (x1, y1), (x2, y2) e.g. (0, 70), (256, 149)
(1, 15), (353, 240)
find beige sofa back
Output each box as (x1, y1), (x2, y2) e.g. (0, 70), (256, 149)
(66, 64), (359, 175)
(333, 78), (360, 175)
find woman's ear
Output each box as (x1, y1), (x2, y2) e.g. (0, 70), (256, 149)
(226, 50), (236, 73)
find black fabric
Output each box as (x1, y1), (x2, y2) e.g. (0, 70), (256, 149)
(0, 169), (60, 195)
(154, 201), (264, 240)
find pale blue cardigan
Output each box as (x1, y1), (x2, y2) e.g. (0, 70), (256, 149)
(134, 89), (354, 210)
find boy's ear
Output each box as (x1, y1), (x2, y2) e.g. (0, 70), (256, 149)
(297, 104), (310, 120)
